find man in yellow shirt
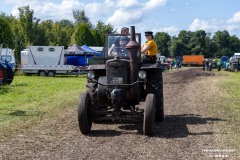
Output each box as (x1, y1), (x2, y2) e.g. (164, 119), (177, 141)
(141, 31), (158, 63)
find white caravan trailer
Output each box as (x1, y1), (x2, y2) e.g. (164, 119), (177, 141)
(21, 46), (76, 76)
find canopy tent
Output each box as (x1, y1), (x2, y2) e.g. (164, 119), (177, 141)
(64, 44), (94, 66)
(65, 44), (86, 54)
(81, 45), (103, 57)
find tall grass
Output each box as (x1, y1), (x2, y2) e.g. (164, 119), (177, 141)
(0, 75), (86, 137)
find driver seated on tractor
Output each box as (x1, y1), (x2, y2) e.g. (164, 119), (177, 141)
(108, 27), (130, 56)
(141, 31), (158, 63)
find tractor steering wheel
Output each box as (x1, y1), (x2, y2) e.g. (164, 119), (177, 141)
(109, 47), (128, 56)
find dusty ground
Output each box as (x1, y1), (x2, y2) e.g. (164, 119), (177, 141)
(0, 68), (239, 160)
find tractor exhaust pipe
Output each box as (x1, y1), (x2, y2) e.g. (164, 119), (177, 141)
(125, 26), (140, 104)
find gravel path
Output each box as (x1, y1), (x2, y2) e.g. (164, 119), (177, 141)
(0, 68), (239, 160)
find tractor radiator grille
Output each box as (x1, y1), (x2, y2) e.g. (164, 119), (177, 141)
(106, 60), (129, 84)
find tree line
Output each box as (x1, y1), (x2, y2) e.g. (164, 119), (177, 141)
(0, 6), (116, 64)
(1, 5), (240, 64)
(155, 30), (240, 58)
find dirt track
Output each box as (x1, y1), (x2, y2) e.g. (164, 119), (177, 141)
(0, 68), (239, 160)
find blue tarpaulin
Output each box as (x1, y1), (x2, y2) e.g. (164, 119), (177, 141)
(64, 44), (103, 66)
(81, 45), (103, 57)
(66, 55), (94, 66)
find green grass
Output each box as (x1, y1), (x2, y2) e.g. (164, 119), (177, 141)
(214, 71), (240, 149)
(217, 72), (240, 112)
(0, 74), (86, 137)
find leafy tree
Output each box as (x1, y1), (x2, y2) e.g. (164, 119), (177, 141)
(39, 20), (54, 45)
(154, 32), (171, 57)
(178, 30), (192, 54)
(60, 19), (74, 27)
(212, 30), (230, 57)
(92, 29), (102, 46)
(94, 20), (116, 45)
(60, 20), (74, 48)
(73, 9), (92, 28)
(169, 37), (185, 57)
(50, 22), (69, 47)
(229, 35), (240, 55)
(204, 34), (217, 58)
(0, 16), (14, 48)
(11, 19), (26, 64)
(18, 5), (35, 45)
(75, 23), (95, 46)
(189, 30), (206, 55)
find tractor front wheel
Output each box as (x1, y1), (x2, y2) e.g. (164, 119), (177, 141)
(78, 92), (93, 135)
(143, 93), (156, 136)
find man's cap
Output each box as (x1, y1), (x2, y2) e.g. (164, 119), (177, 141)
(145, 31), (153, 36)
(121, 27), (129, 33)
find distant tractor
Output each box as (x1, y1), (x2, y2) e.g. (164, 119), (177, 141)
(0, 44), (14, 85)
(217, 56), (229, 71)
(77, 26), (164, 136)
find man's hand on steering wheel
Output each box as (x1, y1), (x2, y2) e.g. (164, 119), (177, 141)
(109, 47), (128, 56)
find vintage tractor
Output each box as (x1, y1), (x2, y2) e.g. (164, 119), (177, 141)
(0, 44), (14, 85)
(217, 56), (229, 71)
(77, 26), (164, 136)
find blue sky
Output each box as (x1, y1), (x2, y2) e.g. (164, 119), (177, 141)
(1, 0), (240, 40)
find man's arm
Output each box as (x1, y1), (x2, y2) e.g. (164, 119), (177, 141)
(108, 44), (116, 55)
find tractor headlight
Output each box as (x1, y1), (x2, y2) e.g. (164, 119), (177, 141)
(87, 71), (95, 79)
(138, 70), (147, 79)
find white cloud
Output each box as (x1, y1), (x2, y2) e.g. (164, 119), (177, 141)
(107, 9), (143, 26)
(144, 0), (168, 10)
(11, 0), (82, 21)
(107, 0), (168, 30)
(150, 25), (179, 36)
(8, 0), (168, 29)
(189, 18), (240, 37)
(84, 0), (116, 24)
(189, 18), (219, 31)
(226, 25), (239, 32)
(117, 0), (140, 8)
(227, 11), (240, 23)
(161, 25), (179, 33)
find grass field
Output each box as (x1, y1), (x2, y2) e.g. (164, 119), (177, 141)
(218, 72), (240, 112)
(213, 71), (240, 149)
(0, 74), (86, 137)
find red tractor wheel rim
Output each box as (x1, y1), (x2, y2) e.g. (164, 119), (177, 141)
(0, 70), (3, 79)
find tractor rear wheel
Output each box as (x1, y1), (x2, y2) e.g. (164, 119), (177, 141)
(146, 69), (164, 122)
(143, 93), (156, 136)
(78, 92), (93, 135)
